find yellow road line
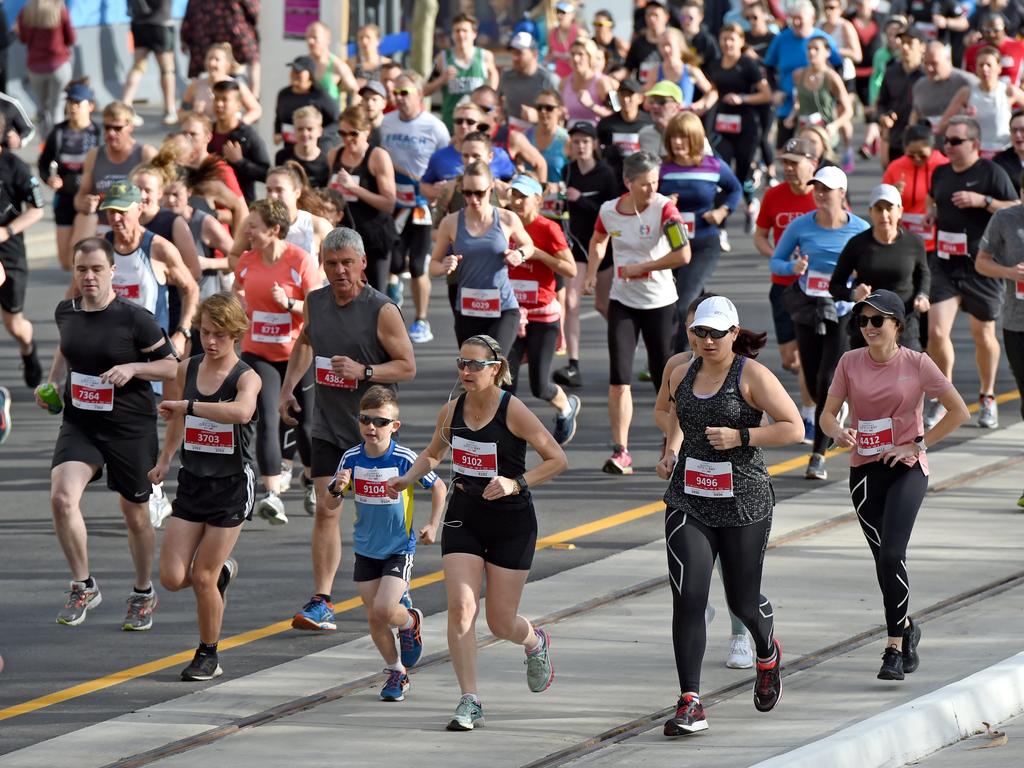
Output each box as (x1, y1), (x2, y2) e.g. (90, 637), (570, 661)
(2, 388), (1020, 722)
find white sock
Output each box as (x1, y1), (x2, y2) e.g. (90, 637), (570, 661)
(385, 661), (406, 673)
(800, 405), (815, 421)
(461, 692), (480, 703)
(558, 402), (572, 417)
(399, 611), (415, 630)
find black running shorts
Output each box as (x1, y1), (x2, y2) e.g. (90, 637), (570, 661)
(353, 552), (414, 582)
(441, 488), (537, 570)
(171, 466), (256, 528)
(51, 419), (158, 503)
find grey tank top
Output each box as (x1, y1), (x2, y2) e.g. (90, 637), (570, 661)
(454, 208), (517, 314)
(94, 144), (145, 224)
(663, 355), (775, 526)
(305, 283), (396, 448)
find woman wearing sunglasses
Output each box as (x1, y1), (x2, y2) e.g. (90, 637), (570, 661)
(820, 290), (968, 681)
(386, 333), (567, 730)
(658, 295), (803, 736)
(430, 161), (535, 353)
(525, 89), (569, 214)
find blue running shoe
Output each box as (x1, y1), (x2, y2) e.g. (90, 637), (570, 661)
(802, 417), (814, 445)
(380, 668), (410, 701)
(292, 595), (336, 631)
(399, 590), (413, 610)
(408, 319), (433, 344)
(399, 607), (424, 667)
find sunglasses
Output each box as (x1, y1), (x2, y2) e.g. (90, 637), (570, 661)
(358, 414), (396, 427)
(462, 188), (489, 199)
(477, 104), (496, 113)
(648, 97), (671, 107)
(338, 130), (361, 138)
(104, 124), (128, 132)
(456, 357), (500, 371)
(905, 151), (929, 160)
(393, 88), (414, 96)
(692, 326), (732, 339)
(1011, 126), (1024, 135)
(856, 314), (890, 328)
(594, 19), (613, 27)
(944, 136), (970, 146)
(453, 117), (478, 126)
(535, 104), (558, 112)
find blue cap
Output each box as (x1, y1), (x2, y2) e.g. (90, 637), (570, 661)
(509, 175), (543, 197)
(66, 83), (94, 102)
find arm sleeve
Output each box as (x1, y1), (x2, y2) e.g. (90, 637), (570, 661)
(764, 35), (780, 69)
(299, 253), (321, 296)
(418, 470), (439, 488)
(770, 218), (801, 275)
(63, 6), (76, 45)
(875, 69), (893, 114)
(660, 200), (684, 225)
(594, 208), (608, 235)
(134, 306), (168, 352)
(828, 240), (858, 301)
(992, 163), (1018, 201)
(420, 153), (442, 185)
(912, 237), (930, 298)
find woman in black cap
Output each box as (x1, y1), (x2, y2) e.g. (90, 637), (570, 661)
(820, 289), (968, 682)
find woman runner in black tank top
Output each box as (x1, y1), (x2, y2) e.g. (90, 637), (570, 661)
(149, 293), (262, 682)
(658, 296), (804, 737)
(387, 334), (567, 732)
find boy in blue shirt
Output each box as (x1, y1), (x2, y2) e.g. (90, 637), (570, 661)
(326, 386), (446, 701)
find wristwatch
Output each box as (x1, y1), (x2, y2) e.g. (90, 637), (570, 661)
(175, 325), (192, 340)
(5, 225), (14, 239)
(364, 365), (374, 381)
(913, 437), (928, 455)
(984, 195), (994, 209)
(186, 400), (196, 416)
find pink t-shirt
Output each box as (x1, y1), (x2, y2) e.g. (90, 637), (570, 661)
(828, 346), (952, 474)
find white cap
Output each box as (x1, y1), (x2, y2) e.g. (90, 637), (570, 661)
(509, 31), (536, 50)
(689, 296), (740, 332)
(810, 165), (848, 191)
(869, 183), (903, 207)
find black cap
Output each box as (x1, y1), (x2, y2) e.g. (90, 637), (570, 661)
(853, 289), (906, 322)
(898, 25), (927, 43)
(619, 77), (643, 94)
(568, 121), (598, 138)
(645, 0), (669, 9)
(288, 55), (316, 74)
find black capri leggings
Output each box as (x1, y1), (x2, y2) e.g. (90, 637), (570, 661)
(1003, 328), (1024, 421)
(453, 308), (520, 355)
(715, 126), (760, 204)
(666, 507), (775, 694)
(794, 315), (850, 454)
(850, 461), (929, 637)
(608, 299), (676, 390)
(508, 319), (559, 402)
(241, 352), (313, 477)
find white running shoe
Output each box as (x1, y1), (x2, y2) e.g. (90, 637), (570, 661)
(726, 633), (754, 669)
(278, 462), (294, 494)
(254, 492), (288, 525)
(149, 484), (172, 528)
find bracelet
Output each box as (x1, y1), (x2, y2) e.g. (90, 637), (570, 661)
(740, 427), (750, 448)
(186, 399), (196, 416)
(510, 479), (520, 495)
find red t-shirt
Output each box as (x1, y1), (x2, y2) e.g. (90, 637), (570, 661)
(964, 39), (1024, 85)
(510, 216), (569, 317)
(756, 183), (816, 285)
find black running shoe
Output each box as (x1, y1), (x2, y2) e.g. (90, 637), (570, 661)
(552, 365), (581, 388)
(181, 650), (223, 681)
(664, 694), (708, 736)
(21, 344), (42, 388)
(878, 646), (904, 680)
(902, 619), (921, 674)
(753, 639), (783, 712)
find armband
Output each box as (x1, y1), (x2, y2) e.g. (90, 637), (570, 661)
(144, 336), (178, 362)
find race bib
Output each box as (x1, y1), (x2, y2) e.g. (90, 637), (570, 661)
(1016, 280), (1024, 300)
(251, 310), (291, 344)
(799, 112), (825, 127)
(683, 457), (734, 498)
(682, 212), (696, 238)
(353, 465), (399, 505)
(59, 152), (87, 171)
(184, 415), (235, 454)
(330, 173), (360, 202)
(411, 204), (431, 226)
(511, 279), (539, 305)
(616, 264), (652, 282)
(460, 287), (501, 318)
(612, 132), (641, 155)
(112, 274), (141, 300)
(315, 356), (357, 389)
(70, 372), (114, 412)
(902, 212), (929, 236)
(805, 269), (832, 298)
(396, 183), (416, 208)
(857, 417), (894, 457)
(937, 230), (967, 260)
(452, 435), (498, 478)
(714, 113), (742, 134)
(281, 123), (296, 143)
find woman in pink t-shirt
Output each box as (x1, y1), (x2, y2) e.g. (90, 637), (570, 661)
(820, 289), (968, 683)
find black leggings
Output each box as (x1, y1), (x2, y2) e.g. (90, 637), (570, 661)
(608, 299), (676, 390)
(850, 461), (929, 637)
(508, 319), (559, 402)
(1004, 328), (1024, 420)
(453, 309), (520, 355)
(666, 508), (775, 693)
(241, 352), (313, 478)
(794, 315), (850, 454)
(716, 127), (760, 204)
(365, 252), (391, 294)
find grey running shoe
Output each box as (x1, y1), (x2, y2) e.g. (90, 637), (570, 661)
(525, 628), (554, 692)
(552, 394), (581, 446)
(301, 474), (316, 515)
(447, 695), (485, 731)
(218, 558), (238, 608)
(56, 580), (102, 626)
(923, 398), (946, 431)
(727, 633), (754, 669)
(978, 395), (998, 429)
(255, 492), (288, 525)
(181, 650), (223, 681)
(805, 453), (827, 480)
(123, 590), (158, 631)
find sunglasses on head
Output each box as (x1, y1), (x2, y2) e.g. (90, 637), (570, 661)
(453, 117), (478, 126)
(856, 314), (891, 328)
(692, 326), (732, 339)
(944, 136), (970, 146)
(535, 103), (558, 112)
(358, 414), (396, 427)
(456, 357), (500, 371)
(462, 188), (489, 199)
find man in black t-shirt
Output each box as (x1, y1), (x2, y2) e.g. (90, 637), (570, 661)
(596, 78), (653, 186)
(927, 116), (1018, 429)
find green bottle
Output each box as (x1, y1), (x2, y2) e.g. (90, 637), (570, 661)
(36, 383), (63, 414)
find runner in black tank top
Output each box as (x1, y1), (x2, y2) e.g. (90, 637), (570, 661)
(388, 334), (568, 732)
(150, 293), (262, 682)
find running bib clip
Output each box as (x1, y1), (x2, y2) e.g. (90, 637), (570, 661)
(70, 372), (114, 411)
(251, 311), (292, 344)
(683, 457), (734, 498)
(354, 466), (399, 505)
(460, 287), (501, 318)
(452, 436), (498, 478)
(184, 416), (235, 454)
(315, 356), (357, 389)
(857, 418), (895, 457)
(936, 230), (967, 260)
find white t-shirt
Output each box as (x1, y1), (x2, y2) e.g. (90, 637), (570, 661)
(380, 110), (451, 179)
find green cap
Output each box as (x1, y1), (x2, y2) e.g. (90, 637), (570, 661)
(645, 80), (683, 103)
(98, 181), (141, 211)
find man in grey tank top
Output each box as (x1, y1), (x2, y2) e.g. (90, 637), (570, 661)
(279, 227), (417, 631)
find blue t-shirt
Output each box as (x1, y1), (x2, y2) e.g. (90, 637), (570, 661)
(764, 28), (843, 117)
(659, 155), (742, 240)
(338, 439), (438, 560)
(770, 209), (870, 316)
(420, 144), (518, 184)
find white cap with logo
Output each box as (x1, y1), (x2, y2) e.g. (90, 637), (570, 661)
(869, 183), (903, 207)
(689, 296), (740, 331)
(810, 165), (848, 191)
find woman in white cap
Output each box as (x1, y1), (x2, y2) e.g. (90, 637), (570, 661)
(820, 290), (967, 681)
(658, 295), (804, 736)
(770, 165), (868, 480)
(829, 183), (931, 351)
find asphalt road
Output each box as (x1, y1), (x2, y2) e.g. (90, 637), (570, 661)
(0, 126), (1018, 756)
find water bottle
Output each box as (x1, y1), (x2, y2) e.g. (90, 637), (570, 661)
(665, 220), (687, 251)
(36, 383), (63, 414)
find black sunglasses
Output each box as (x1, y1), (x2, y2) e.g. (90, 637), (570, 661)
(944, 136), (970, 146)
(535, 104), (558, 112)
(477, 104), (496, 113)
(462, 188), (489, 199)
(358, 414), (396, 427)
(456, 357), (500, 371)
(856, 314), (890, 328)
(338, 130), (360, 138)
(453, 117), (478, 126)
(104, 124), (128, 132)
(692, 326), (731, 339)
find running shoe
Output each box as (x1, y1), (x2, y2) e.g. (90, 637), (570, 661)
(131, 112), (145, 127)
(278, 461), (294, 493)
(603, 445), (633, 475)
(447, 695), (485, 731)
(254, 492), (288, 525)
(877, 646), (904, 680)
(802, 416), (814, 445)
(56, 580), (102, 626)
(805, 453), (827, 480)
(218, 557), (238, 608)
(387, 280), (404, 307)
(552, 394), (581, 446)
(149, 483), (172, 528)
(301, 474), (316, 515)
(902, 618), (921, 674)
(123, 589), (159, 631)
(978, 395), (998, 429)
(637, 368), (652, 382)
(705, 603), (716, 627)
(745, 197), (760, 235)
(553, 365), (581, 388)
(663, 694), (708, 736)
(292, 595), (336, 630)
(181, 649), (222, 681)
(719, 229), (732, 253)
(21, 344), (42, 388)
(162, 112), (178, 126)
(842, 147), (855, 173)
(525, 628), (554, 692)
(380, 668), (410, 701)
(399, 589), (413, 610)
(0, 385), (11, 444)
(408, 319), (433, 344)
(399, 607), (424, 668)
(1018, 490), (1024, 509)
(727, 633), (754, 669)
(753, 639), (782, 712)
(923, 398), (946, 431)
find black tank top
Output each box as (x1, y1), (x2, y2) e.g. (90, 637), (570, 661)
(448, 390), (530, 508)
(663, 355), (774, 526)
(143, 208), (186, 329)
(180, 355), (257, 477)
(332, 149), (382, 228)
